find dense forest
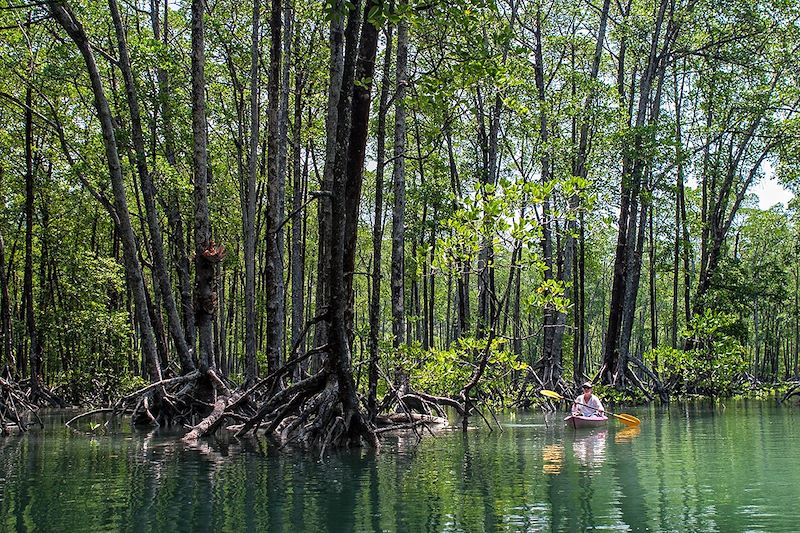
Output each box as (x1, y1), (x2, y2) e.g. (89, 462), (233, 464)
(1, 0), (799, 445)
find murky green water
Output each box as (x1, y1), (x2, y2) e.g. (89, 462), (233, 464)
(1, 400), (798, 532)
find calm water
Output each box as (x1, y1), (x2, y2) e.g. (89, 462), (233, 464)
(1, 401), (798, 532)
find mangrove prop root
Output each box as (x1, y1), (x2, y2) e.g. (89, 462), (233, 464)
(58, 360), (455, 450)
(0, 375), (42, 434)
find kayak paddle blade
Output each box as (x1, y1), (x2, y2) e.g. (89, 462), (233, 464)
(614, 413), (641, 427)
(540, 389), (564, 400)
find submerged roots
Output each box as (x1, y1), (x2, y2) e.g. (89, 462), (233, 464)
(0, 371), (63, 434)
(61, 361), (454, 452)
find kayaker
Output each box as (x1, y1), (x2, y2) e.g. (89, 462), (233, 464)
(572, 382), (605, 417)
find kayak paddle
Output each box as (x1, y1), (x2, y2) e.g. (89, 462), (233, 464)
(540, 389), (641, 427)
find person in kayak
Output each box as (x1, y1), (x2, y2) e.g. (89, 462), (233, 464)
(572, 382), (605, 417)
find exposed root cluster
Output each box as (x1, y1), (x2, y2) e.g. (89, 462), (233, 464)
(59, 319), (481, 450)
(62, 353), (454, 452)
(227, 371), (450, 453)
(780, 380), (800, 403)
(0, 374), (44, 435)
(65, 368), (249, 434)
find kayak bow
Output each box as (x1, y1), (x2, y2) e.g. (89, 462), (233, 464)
(564, 414), (608, 429)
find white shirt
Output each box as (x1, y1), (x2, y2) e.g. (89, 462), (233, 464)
(573, 393), (604, 417)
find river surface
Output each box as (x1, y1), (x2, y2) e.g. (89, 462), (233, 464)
(0, 400), (798, 532)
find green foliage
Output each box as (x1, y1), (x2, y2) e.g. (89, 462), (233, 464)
(401, 337), (527, 405)
(590, 382), (649, 405)
(645, 310), (748, 396)
(55, 368), (147, 406)
(435, 176), (589, 318)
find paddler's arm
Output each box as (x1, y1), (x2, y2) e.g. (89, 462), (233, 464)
(596, 397), (605, 416)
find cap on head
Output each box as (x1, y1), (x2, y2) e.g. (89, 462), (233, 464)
(582, 382), (593, 390)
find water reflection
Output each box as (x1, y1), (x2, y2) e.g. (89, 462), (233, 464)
(614, 425), (641, 443)
(571, 430), (607, 470)
(542, 444), (564, 474)
(2, 406), (800, 532)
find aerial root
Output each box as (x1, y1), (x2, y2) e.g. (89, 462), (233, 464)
(0, 374), (44, 434)
(781, 381), (800, 403)
(229, 372), (381, 451)
(63, 367), (254, 434)
(61, 360), (452, 450)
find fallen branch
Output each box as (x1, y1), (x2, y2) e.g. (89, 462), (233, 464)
(65, 407), (132, 429)
(408, 390), (465, 416)
(375, 412), (447, 426)
(374, 415), (448, 435)
(184, 391), (242, 442)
